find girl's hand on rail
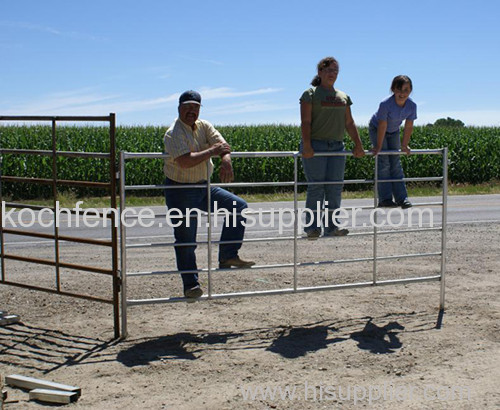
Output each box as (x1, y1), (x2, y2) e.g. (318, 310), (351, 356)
(352, 144), (365, 158)
(302, 144), (314, 159)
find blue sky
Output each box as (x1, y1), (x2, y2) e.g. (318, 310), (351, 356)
(1, 0), (499, 127)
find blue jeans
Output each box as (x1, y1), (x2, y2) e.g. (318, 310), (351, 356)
(164, 177), (247, 290)
(369, 126), (408, 203)
(300, 140), (346, 234)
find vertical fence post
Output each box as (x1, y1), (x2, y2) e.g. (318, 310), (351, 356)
(372, 153), (378, 284)
(119, 151), (128, 339)
(440, 147), (448, 310)
(206, 162), (212, 297)
(293, 152), (299, 291)
(51, 119), (61, 291)
(109, 113), (120, 339)
(0, 147), (4, 281)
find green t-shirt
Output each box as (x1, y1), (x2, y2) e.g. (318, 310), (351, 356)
(300, 86), (352, 141)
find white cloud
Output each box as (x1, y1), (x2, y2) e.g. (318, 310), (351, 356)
(199, 87), (282, 100)
(2, 87), (283, 118)
(0, 21), (61, 35)
(207, 100), (294, 115)
(5, 85), (498, 127)
(0, 20), (105, 41)
(3, 88), (120, 116)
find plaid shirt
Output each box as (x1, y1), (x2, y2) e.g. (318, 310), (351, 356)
(163, 118), (225, 183)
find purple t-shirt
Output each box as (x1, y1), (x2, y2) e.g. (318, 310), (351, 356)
(369, 95), (417, 133)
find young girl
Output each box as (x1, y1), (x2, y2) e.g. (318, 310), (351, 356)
(300, 56), (365, 239)
(370, 75), (417, 208)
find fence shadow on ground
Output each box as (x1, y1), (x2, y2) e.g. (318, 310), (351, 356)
(0, 310), (442, 372)
(0, 322), (119, 373)
(116, 310), (441, 366)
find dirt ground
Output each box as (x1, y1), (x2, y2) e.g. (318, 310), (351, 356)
(1, 221), (499, 409)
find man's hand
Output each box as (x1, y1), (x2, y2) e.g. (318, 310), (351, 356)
(219, 155), (234, 183)
(210, 142), (231, 157)
(401, 145), (411, 155)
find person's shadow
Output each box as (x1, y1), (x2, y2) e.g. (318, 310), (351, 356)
(349, 318), (404, 354)
(116, 319), (406, 365)
(117, 332), (243, 367)
(265, 325), (346, 358)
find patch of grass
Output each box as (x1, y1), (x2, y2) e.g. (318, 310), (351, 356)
(241, 180), (500, 202)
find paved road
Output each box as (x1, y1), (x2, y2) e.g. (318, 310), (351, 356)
(2, 194), (499, 247)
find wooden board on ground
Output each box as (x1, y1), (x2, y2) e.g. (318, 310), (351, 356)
(0, 315), (20, 326)
(29, 389), (79, 404)
(5, 375), (81, 396)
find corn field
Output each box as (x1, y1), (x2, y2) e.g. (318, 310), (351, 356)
(0, 124), (498, 199)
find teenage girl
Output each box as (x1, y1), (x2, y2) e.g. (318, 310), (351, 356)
(369, 75), (416, 208)
(300, 56), (365, 238)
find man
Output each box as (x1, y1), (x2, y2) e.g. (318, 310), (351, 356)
(164, 90), (255, 299)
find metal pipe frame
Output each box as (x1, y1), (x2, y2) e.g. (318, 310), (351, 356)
(124, 226), (442, 251)
(128, 275), (442, 306)
(440, 147), (448, 309)
(119, 149), (448, 338)
(0, 114), (120, 339)
(0, 148), (111, 159)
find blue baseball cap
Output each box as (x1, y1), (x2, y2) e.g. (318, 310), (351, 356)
(179, 90), (202, 105)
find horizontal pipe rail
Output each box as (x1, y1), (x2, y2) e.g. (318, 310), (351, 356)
(124, 183), (208, 191)
(127, 275), (442, 306)
(294, 177), (443, 187)
(2, 202), (116, 218)
(374, 252), (441, 261)
(2, 228), (113, 246)
(126, 236), (295, 249)
(122, 149), (444, 160)
(0, 148), (110, 159)
(124, 176), (443, 191)
(0, 115), (112, 122)
(3, 253), (114, 275)
(1, 176), (112, 188)
(125, 227), (441, 250)
(0, 281), (113, 304)
(2, 202), (51, 211)
(126, 252), (440, 277)
(121, 201), (443, 220)
(375, 227), (442, 235)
